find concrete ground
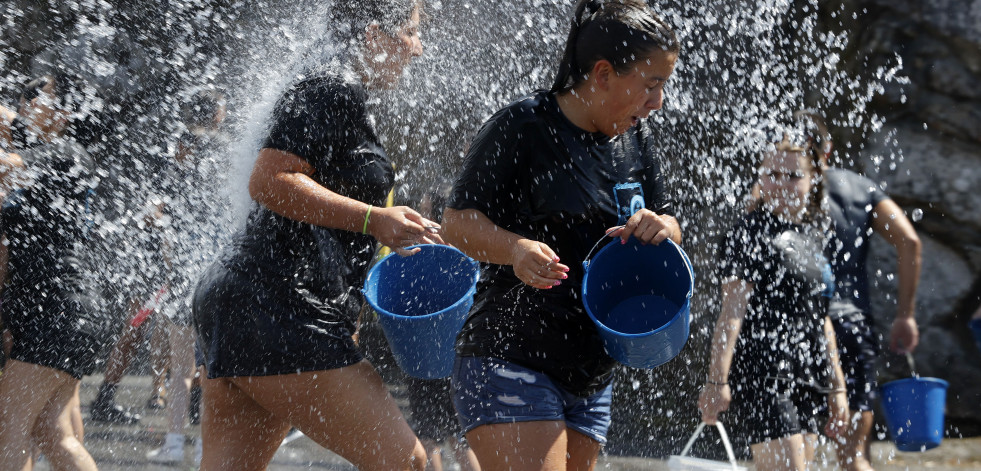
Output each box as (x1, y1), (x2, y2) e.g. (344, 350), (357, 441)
(27, 373), (981, 470)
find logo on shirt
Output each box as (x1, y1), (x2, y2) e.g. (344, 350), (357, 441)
(614, 182), (645, 225)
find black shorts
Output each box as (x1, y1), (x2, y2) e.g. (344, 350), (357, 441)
(4, 289), (107, 379)
(406, 377), (461, 441)
(731, 378), (823, 444)
(829, 304), (879, 411)
(193, 262), (363, 379)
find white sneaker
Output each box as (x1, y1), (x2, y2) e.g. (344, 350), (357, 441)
(146, 443), (184, 463)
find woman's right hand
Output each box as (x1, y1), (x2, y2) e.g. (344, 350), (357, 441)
(510, 239), (569, 289)
(366, 205), (444, 256)
(697, 383), (731, 425)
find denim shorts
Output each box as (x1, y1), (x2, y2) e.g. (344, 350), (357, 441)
(451, 356), (613, 444)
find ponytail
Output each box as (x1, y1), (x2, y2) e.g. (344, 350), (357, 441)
(551, 0), (680, 93)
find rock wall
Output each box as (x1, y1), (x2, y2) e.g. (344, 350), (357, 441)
(824, 0), (981, 428)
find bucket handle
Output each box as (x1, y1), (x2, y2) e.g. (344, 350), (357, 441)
(678, 421), (741, 471)
(582, 227), (694, 298)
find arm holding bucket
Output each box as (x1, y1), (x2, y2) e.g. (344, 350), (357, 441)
(822, 316), (850, 440)
(249, 148), (442, 256)
(606, 208), (680, 245)
(698, 278), (752, 425)
(870, 198), (921, 354)
(442, 207), (569, 290)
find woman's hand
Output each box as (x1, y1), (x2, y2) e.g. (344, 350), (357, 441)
(607, 209), (675, 245)
(367, 205), (444, 256)
(510, 239), (569, 289)
(824, 390), (850, 441)
(697, 383), (731, 425)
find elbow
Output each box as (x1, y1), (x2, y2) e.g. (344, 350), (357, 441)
(901, 231), (922, 259)
(440, 208), (464, 246)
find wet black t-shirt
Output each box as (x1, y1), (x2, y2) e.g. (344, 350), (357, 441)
(825, 167), (889, 312)
(223, 73), (394, 319)
(447, 91), (673, 396)
(721, 210), (834, 389)
(1, 139), (103, 331)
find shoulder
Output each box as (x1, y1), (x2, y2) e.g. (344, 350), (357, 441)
(481, 91), (552, 134)
(826, 167), (887, 201)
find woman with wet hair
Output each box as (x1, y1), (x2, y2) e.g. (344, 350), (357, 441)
(698, 130), (850, 471)
(192, 1), (435, 469)
(441, 0), (681, 468)
(0, 73), (103, 471)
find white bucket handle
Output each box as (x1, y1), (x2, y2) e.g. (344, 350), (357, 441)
(679, 421), (741, 471)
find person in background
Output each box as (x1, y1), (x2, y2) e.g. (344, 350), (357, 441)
(146, 88), (228, 465)
(192, 1), (437, 469)
(793, 110), (921, 471)
(441, 1), (681, 468)
(0, 72), (103, 471)
(699, 126), (849, 471)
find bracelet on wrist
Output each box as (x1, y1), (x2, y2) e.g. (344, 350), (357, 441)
(362, 205), (373, 235)
(706, 380), (728, 386)
(830, 387), (847, 394)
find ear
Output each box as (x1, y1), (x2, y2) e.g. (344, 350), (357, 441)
(590, 60), (615, 91)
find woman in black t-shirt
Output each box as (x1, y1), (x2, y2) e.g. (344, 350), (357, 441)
(442, 1), (681, 468)
(698, 134), (850, 471)
(192, 2), (437, 469)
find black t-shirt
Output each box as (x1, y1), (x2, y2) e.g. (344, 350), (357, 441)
(825, 167), (889, 312)
(1, 139), (103, 326)
(447, 90), (673, 396)
(222, 73), (394, 319)
(720, 210), (834, 389)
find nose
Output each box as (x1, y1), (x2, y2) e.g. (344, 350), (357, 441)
(411, 35), (423, 57)
(646, 89), (664, 112)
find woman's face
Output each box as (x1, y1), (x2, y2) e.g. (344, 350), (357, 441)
(758, 149), (812, 220)
(363, 6), (423, 89)
(594, 50), (677, 137)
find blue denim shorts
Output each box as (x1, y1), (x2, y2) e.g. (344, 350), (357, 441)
(451, 356), (613, 444)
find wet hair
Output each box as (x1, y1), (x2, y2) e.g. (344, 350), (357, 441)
(332, 0), (421, 41)
(18, 73), (87, 114)
(551, 0), (680, 93)
(181, 89), (227, 129)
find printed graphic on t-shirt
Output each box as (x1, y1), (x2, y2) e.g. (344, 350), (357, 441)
(614, 182), (645, 225)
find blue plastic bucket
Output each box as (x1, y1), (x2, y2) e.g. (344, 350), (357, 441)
(581, 237), (694, 369)
(362, 244), (479, 379)
(880, 377), (949, 451)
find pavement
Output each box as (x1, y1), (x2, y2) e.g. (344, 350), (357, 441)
(27, 373), (981, 470)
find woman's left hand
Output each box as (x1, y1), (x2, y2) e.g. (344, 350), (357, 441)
(824, 390), (850, 441)
(607, 209), (674, 245)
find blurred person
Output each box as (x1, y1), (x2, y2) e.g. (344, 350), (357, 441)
(0, 72), (105, 471)
(699, 127), (849, 471)
(748, 111), (922, 471)
(192, 1), (437, 469)
(146, 88), (229, 464)
(441, 1), (682, 468)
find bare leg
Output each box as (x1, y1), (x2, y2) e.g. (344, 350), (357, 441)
(200, 376), (291, 470)
(447, 436), (481, 471)
(466, 421), (569, 471)
(165, 322), (196, 435)
(0, 360), (96, 470)
(566, 428), (602, 471)
(208, 361), (427, 471)
(837, 410), (876, 471)
(422, 438), (444, 471)
(751, 434), (808, 471)
(31, 375), (98, 470)
(101, 299), (145, 385)
(148, 316), (170, 407)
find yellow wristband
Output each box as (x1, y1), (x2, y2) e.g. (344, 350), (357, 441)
(362, 205), (373, 235)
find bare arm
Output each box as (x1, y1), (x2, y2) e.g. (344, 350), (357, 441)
(871, 198), (921, 353)
(823, 316), (849, 438)
(697, 278), (753, 424)
(441, 207), (568, 290)
(249, 148), (441, 254)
